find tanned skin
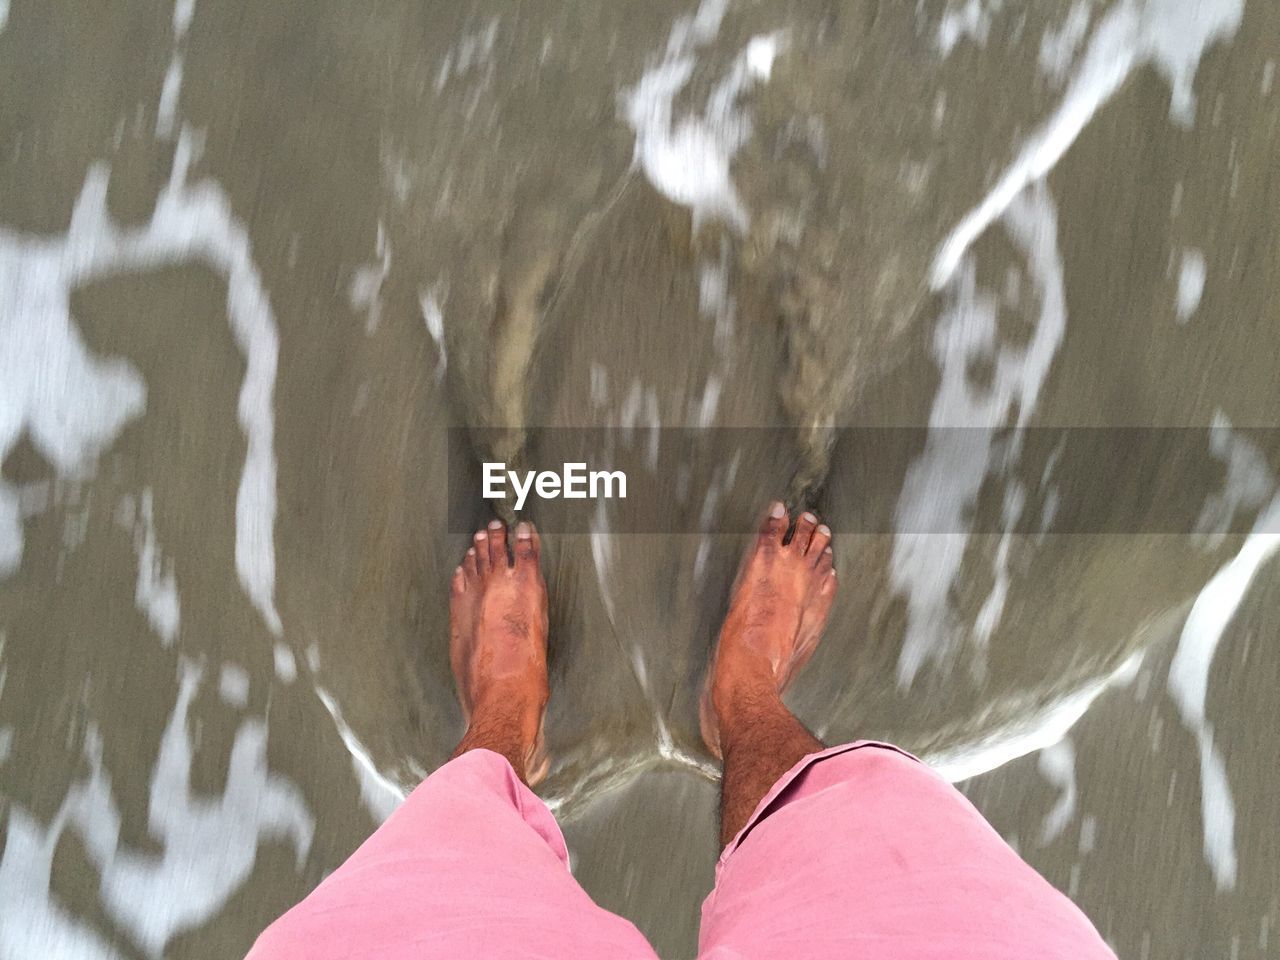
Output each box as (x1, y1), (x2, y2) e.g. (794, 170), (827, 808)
(448, 502), (837, 849)
(448, 519), (549, 786)
(700, 502), (836, 846)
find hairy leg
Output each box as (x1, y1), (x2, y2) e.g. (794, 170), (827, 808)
(717, 686), (823, 847)
(703, 502), (837, 846)
(450, 688), (546, 786)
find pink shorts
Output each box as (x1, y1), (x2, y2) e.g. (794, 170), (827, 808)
(248, 742), (1114, 959)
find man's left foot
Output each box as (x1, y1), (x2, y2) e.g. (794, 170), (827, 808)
(450, 520), (550, 784)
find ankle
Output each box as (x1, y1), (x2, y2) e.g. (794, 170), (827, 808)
(453, 696), (545, 783)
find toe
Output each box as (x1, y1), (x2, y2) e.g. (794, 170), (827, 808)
(818, 549), (837, 593)
(791, 511), (818, 552)
(473, 529), (490, 572)
(815, 545), (834, 576)
(464, 546), (479, 577)
(808, 523), (832, 559)
(821, 569), (837, 597)
(759, 500), (788, 545)
(487, 519), (508, 569)
(513, 521), (540, 565)
(450, 565), (466, 594)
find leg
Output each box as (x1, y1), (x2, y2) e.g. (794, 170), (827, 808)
(248, 521), (657, 960)
(696, 504), (1114, 960)
(702, 501), (834, 846)
(717, 693), (821, 848)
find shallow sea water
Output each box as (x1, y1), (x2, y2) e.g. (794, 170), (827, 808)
(1, 0), (1278, 956)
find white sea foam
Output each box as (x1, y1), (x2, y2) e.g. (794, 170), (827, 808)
(1168, 494), (1280, 891)
(971, 483), (1025, 673)
(1037, 737), (1079, 845)
(699, 259), (731, 328)
(697, 376), (722, 428)
(936, 0), (1004, 55)
(928, 650), (1143, 783)
(97, 668), (311, 955)
(435, 17), (500, 93)
(0, 808), (123, 959)
(624, 0), (783, 231)
(98, 668), (311, 953)
(1175, 247), (1206, 323)
(0, 638), (10, 764)
(419, 286), (447, 379)
(590, 498), (618, 627)
(1039, 1), (1093, 84)
(156, 0), (195, 138)
(218, 662), (250, 708)
(156, 59), (185, 139)
(173, 0), (194, 34)
(273, 641), (298, 683)
(744, 34), (779, 79)
(314, 686), (406, 822)
(0, 669), (312, 957)
(0, 132), (284, 636)
(893, 182), (1066, 686)
(119, 489), (182, 646)
(0, 208), (147, 577)
(932, 0), (1244, 288)
(0, 485), (22, 574)
(1195, 414), (1273, 548)
(349, 220), (390, 334)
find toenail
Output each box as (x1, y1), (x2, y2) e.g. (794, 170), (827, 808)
(803, 512), (817, 523)
(475, 531), (487, 540)
(454, 566), (463, 576)
(516, 522), (532, 539)
(818, 525), (830, 536)
(488, 520), (503, 530)
(770, 501), (786, 519)
(825, 546), (832, 554)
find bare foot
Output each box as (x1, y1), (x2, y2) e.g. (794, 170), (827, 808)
(700, 502), (837, 759)
(449, 519), (550, 785)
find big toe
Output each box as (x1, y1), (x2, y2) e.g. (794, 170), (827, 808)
(758, 500), (788, 546)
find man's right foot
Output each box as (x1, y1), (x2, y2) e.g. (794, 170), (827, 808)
(700, 502), (837, 759)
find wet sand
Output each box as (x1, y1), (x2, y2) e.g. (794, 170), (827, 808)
(1, 0), (1278, 956)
